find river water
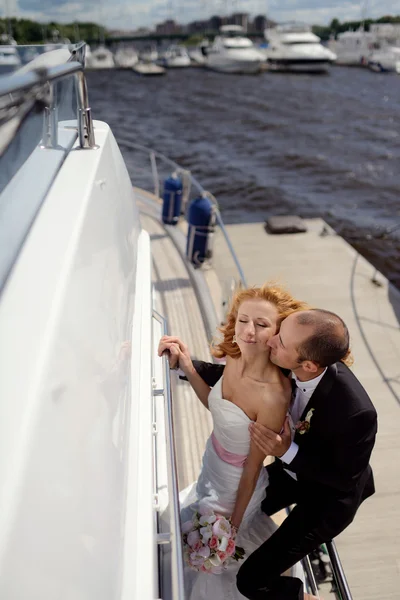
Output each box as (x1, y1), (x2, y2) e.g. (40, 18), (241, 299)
(87, 66), (400, 289)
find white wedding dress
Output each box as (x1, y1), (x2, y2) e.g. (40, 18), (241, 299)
(179, 376), (304, 599)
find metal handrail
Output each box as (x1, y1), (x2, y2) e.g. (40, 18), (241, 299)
(285, 506), (352, 600)
(301, 554), (319, 596)
(0, 58), (95, 149)
(121, 139), (247, 288)
(152, 309), (185, 599)
(326, 540), (353, 600)
(0, 61), (82, 97)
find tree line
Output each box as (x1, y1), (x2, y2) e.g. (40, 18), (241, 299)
(1, 14), (400, 45)
(312, 15), (400, 41)
(0, 18), (106, 44)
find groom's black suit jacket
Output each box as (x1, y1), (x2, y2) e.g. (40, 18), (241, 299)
(189, 360), (378, 534)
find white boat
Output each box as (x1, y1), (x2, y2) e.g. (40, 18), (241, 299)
(160, 45), (191, 68)
(264, 23), (337, 73)
(133, 62), (166, 76)
(189, 39), (209, 65)
(139, 45), (158, 63)
(86, 45), (115, 69)
(327, 28), (374, 66)
(0, 33), (17, 45)
(205, 25), (264, 74)
(368, 46), (400, 73)
(115, 47), (139, 69)
(0, 42), (357, 600)
(0, 45), (21, 73)
(85, 43), (92, 66)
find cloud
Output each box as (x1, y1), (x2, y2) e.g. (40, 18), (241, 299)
(19, 0), (69, 9)
(4, 0), (399, 29)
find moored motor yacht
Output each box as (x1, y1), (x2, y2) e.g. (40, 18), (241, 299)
(205, 25), (264, 74)
(139, 45), (158, 63)
(264, 23), (336, 73)
(327, 28), (375, 66)
(86, 45), (115, 69)
(114, 47), (139, 69)
(0, 45), (21, 74)
(132, 62), (166, 76)
(368, 45), (400, 72)
(160, 45), (191, 68)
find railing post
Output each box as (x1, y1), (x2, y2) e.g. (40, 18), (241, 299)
(41, 83), (58, 149)
(326, 540), (353, 600)
(301, 555), (319, 596)
(150, 151), (160, 198)
(152, 309), (185, 599)
(75, 70), (95, 149)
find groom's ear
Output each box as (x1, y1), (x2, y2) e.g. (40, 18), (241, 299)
(301, 360), (319, 374)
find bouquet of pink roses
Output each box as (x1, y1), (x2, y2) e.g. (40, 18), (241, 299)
(182, 510), (245, 574)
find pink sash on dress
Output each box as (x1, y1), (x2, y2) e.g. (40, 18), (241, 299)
(211, 432), (247, 467)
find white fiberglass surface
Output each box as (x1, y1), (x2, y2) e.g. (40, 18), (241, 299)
(0, 122), (144, 599)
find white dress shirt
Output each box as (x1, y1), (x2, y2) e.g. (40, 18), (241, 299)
(281, 368), (327, 479)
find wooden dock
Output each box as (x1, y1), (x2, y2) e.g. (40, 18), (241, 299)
(138, 188), (399, 599)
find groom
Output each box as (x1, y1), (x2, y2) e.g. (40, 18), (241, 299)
(168, 308), (377, 600)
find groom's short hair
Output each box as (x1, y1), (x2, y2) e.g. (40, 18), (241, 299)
(295, 309), (350, 367)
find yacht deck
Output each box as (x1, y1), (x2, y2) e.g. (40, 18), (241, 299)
(138, 189), (399, 600)
(139, 206), (213, 489)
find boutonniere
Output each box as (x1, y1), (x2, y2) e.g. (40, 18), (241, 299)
(295, 408), (315, 435)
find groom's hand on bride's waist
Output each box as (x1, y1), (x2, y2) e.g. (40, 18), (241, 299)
(249, 418), (292, 458)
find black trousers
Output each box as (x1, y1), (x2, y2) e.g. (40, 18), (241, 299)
(236, 461), (345, 600)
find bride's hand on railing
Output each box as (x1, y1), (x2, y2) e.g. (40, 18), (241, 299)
(158, 335), (194, 376)
(158, 335), (180, 370)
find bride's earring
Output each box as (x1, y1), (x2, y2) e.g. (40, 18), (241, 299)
(232, 335), (237, 344)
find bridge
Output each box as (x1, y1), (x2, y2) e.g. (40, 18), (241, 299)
(88, 31), (265, 46)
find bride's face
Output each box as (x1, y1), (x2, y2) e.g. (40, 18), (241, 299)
(235, 299), (279, 353)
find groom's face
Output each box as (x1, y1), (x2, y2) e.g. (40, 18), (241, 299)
(267, 312), (313, 370)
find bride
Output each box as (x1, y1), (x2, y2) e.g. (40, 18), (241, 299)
(159, 283), (312, 600)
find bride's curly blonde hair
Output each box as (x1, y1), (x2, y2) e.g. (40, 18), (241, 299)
(211, 282), (309, 359)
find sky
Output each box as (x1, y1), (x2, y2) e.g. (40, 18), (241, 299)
(1, 0), (399, 30)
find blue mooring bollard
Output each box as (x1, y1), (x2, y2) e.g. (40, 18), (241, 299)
(186, 194), (214, 267)
(162, 173), (183, 225)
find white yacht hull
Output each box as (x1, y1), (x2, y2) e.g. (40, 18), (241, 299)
(140, 51), (158, 63)
(368, 49), (400, 72)
(115, 52), (139, 69)
(86, 47), (115, 70)
(0, 48), (21, 73)
(0, 57), (21, 67)
(334, 54), (368, 66)
(163, 56), (191, 68)
(206, 54), (262, 74)
(87, 60), (115, 70)
(267, 59), (333, 73)
(0, 121), (158, 599)
(264, 27), (336, 74)
(133, 62), (166, 76)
